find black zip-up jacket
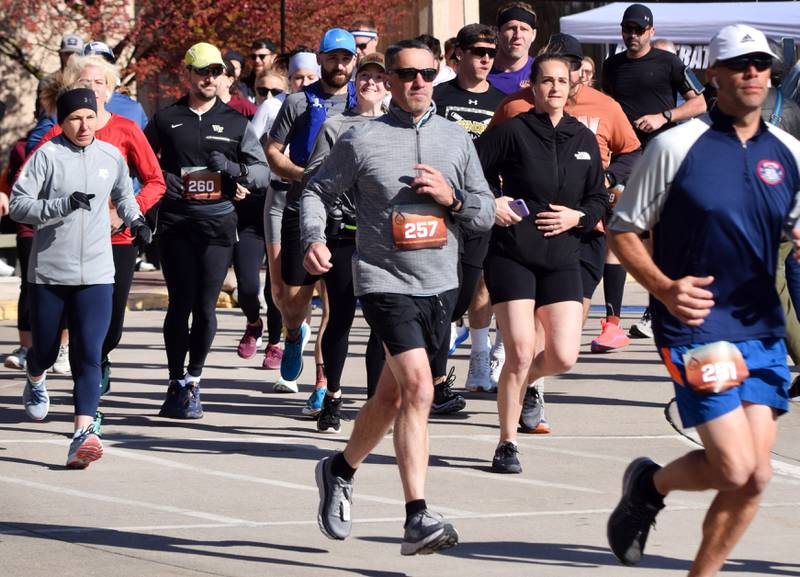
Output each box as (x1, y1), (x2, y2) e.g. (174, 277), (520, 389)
(145, 96), (269, 219)
(477, 110), (608, 269)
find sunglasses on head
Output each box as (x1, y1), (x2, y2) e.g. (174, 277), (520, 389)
(467, 46), (497, 59)
(392, 67), (437, 82)
(256, 86), (284, 97)
(190, 65), (224, 77)
(251, 53), (272, 61)
(621, 24), (649, 35)
(719, 55), (772, 72)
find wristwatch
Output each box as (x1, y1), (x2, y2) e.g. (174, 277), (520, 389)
(449, 189), (463, 212)
(662, 109), (673, 122)
(575, 211), (587, 230)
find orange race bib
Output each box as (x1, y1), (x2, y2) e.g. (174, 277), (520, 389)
(682, 341), (749, 395)
(391, 204), (447, 250)
(181, 166), (222, 200)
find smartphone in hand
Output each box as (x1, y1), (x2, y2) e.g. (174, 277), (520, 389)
(509, 199), (529, 218)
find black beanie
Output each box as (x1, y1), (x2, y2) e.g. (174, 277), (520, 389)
(57, 88), (97, 124)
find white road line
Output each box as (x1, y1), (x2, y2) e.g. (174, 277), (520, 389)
(438, 467), (604, 494)
(2, 501), (799, 537)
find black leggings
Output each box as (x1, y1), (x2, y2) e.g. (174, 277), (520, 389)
(320, 238), (357, 394)
(102, 244), (138, 358)
(232, 228), (283, 344)
(16, 236), (32, 332)
(160, 236), (233, 379)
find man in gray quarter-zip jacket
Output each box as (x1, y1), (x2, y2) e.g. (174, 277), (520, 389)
(10, 87), (149, 470)
(303, 40), (495, 556)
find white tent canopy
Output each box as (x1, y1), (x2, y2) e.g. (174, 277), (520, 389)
(560, 2), (800, 44)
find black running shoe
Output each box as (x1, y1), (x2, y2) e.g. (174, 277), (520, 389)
(607, 457), (664, 566)
(317, 396), (342, 434)
(491, 441), (522, 474)
(431, 367), (466, 415)
(159, 381), (204, 419)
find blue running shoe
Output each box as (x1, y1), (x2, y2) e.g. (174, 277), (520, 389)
(448, 323), (469, 356)
(303, 388), (327, 417)
(281, 322), (310, 382)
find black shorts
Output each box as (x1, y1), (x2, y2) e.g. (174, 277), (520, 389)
(484, 253), (582, 306)
(579, 232), (606, 300)
(280, 210), (316, 287)
(360, 289), (457, 359)
(461, 230), (490, 268)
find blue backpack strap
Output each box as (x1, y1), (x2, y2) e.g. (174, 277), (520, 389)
(769, 89), (784, 126)
(288, 82), (327, 167)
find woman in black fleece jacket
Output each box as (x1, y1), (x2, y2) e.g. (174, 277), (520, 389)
(477, 55), (608, 474)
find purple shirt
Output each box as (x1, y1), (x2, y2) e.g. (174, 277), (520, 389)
(488, 56), (534, 95)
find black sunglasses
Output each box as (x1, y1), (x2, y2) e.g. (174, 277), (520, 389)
(467, 46), (497, 59)
(256, 86), (284, 97)
(189, 65), (224, 77)
(621, 24), (649, 35)
(356, 42), (370, 51)
(719, 56), (773, 72)
(392, 67), (437, 82)
(250, 53), (272, 61)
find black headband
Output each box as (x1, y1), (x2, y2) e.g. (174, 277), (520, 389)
(497, 7), (536, 29)
(57, 88), (97, 124)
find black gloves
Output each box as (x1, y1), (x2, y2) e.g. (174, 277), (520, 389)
(69, 191), (95, 211)
(207, 151), (244, 179)
(163, 171), (184, 200)
(129, 217), (153, 248)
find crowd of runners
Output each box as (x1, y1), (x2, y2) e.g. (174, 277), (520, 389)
(2, 0), (800, 572)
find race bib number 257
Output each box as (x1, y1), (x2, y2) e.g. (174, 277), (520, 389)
(391, 204), (447, 250)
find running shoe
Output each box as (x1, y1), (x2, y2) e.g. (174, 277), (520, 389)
(400, 509), (459, 556)
(464, 349), (493, 392)
(315, 454), (354, 540)
(448, 322), (469, 356)
(317, 395), (343, 434)
(158, 381), (203, 419)
(262, 344), (283, 370)
(52, 344), (70, 374)
(4, 346), (28, 370)
(66, 423), (103, 469)
(272, 376), (299, 393)
(93, 410), (104, 437)
(23, 375), (49, 421)
(607, 457), (664, 566)
(629, 309), (654, 339)
(519, 379), (550, 434)
(280, 322), (310, 381)
(99, 356), (111, 396)
(237, 319), (263, 359)
(0, 258), (14, 277)
(303, 387), (327, 417)
(431, 367), (466, 414)
(591, 319), (631, 353)
(491, 441), (521, 474)
(490, 336), (505, 390)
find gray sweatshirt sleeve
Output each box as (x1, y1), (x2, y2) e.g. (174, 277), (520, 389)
(238, 122), (270, 189)
(300, 134), (360, 247)
(111, 155), (143, 225)
(9, 149), (73, 225)
(450, 138), (496, 232)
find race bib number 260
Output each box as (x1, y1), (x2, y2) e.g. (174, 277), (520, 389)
(391, 204), (447, 250)
(181, 166), (222, 200)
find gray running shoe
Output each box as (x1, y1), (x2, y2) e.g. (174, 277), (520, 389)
(315, 454), (354, 540)
(52, 344), (70, 374)
(401, 509), (459, 556)
(66, 423), (103, 469)
(5, 346), (28, 370)
(519, 379), (549, 433)
(23, 376), (49, 421)
(465, 350), (493, 392)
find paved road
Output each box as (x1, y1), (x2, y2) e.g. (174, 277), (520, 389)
(1, 284), (799, 577)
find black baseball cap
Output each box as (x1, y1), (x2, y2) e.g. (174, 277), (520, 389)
(546, 33), (583, 60)
(621, 4), (653, 28)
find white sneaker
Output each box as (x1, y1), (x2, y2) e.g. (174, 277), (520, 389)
(465, 350), (494, 392)
(0, 259), (14, 277)
(52, 344), (70, 374)
(5, 346), (28, 370)
(448, 322), (469, 356)
(272, 375), (299, 393)
(629, 309), (653, 339)
(489, 337), (505, 390)
(136, 258), (157, 272)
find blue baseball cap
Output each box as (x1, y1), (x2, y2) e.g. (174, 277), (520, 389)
(319, 28), (356, 55)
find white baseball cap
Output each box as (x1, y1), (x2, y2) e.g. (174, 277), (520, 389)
(708, 24), (777, 66)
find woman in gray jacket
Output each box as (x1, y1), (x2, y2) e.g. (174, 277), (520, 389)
(10, 87), (151, 469)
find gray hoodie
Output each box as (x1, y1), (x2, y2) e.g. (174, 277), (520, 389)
(11, 134), (142, 285)
(301, 102), (495, 297)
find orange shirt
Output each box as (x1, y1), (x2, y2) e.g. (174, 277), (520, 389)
(488, 84), (640, 170)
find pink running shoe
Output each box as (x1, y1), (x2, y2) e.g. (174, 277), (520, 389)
(591, 319), (631, 353)
(262, 344), (283, 369)
(237, 320), (263, 359)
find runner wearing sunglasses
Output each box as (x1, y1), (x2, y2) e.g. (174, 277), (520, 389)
(144, 42), (270, 419)
(606, 25), (800, 574)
